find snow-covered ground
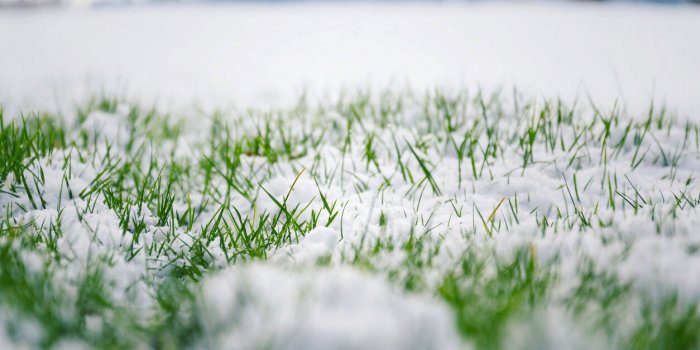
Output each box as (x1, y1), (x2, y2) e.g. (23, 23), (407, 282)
(2, 3), (700, 349)
(1, 3), (700, 117)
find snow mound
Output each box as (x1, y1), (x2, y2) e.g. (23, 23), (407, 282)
(199, 264), (466, 350)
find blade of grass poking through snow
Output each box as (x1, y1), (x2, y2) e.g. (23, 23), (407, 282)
(487, 196), (506, 225)
(477, 196), (506, 236)
(259, 169), (312, 242)
(404, 138), (441, 196)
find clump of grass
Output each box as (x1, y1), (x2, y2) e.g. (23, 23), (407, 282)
(439, 247), (552, 349)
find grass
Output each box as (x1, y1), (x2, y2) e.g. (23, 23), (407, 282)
(1, 90), (700, 349)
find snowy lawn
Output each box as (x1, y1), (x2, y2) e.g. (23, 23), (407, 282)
(2, 3), (700, 349)
(1, 90), (700, 349)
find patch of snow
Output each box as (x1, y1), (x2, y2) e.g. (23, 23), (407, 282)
(199, 264), (466, 350)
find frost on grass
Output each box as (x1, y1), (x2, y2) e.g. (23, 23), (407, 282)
(1, 90), (700, 349)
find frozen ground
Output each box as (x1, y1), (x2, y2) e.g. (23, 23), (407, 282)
(1, 2), (700, 350)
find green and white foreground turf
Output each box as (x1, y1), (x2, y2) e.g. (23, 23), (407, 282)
(1, 90), (700, 349)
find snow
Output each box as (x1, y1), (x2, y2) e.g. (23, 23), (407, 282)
(1, 3), (699, 119)
(2, 2), (700, 348)
(505, 306), (608, 350)
(2, 95), (699, 346)
(199, 264), (465, 350)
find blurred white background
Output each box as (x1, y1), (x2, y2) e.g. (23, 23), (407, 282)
(1, 2), (699, 118)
